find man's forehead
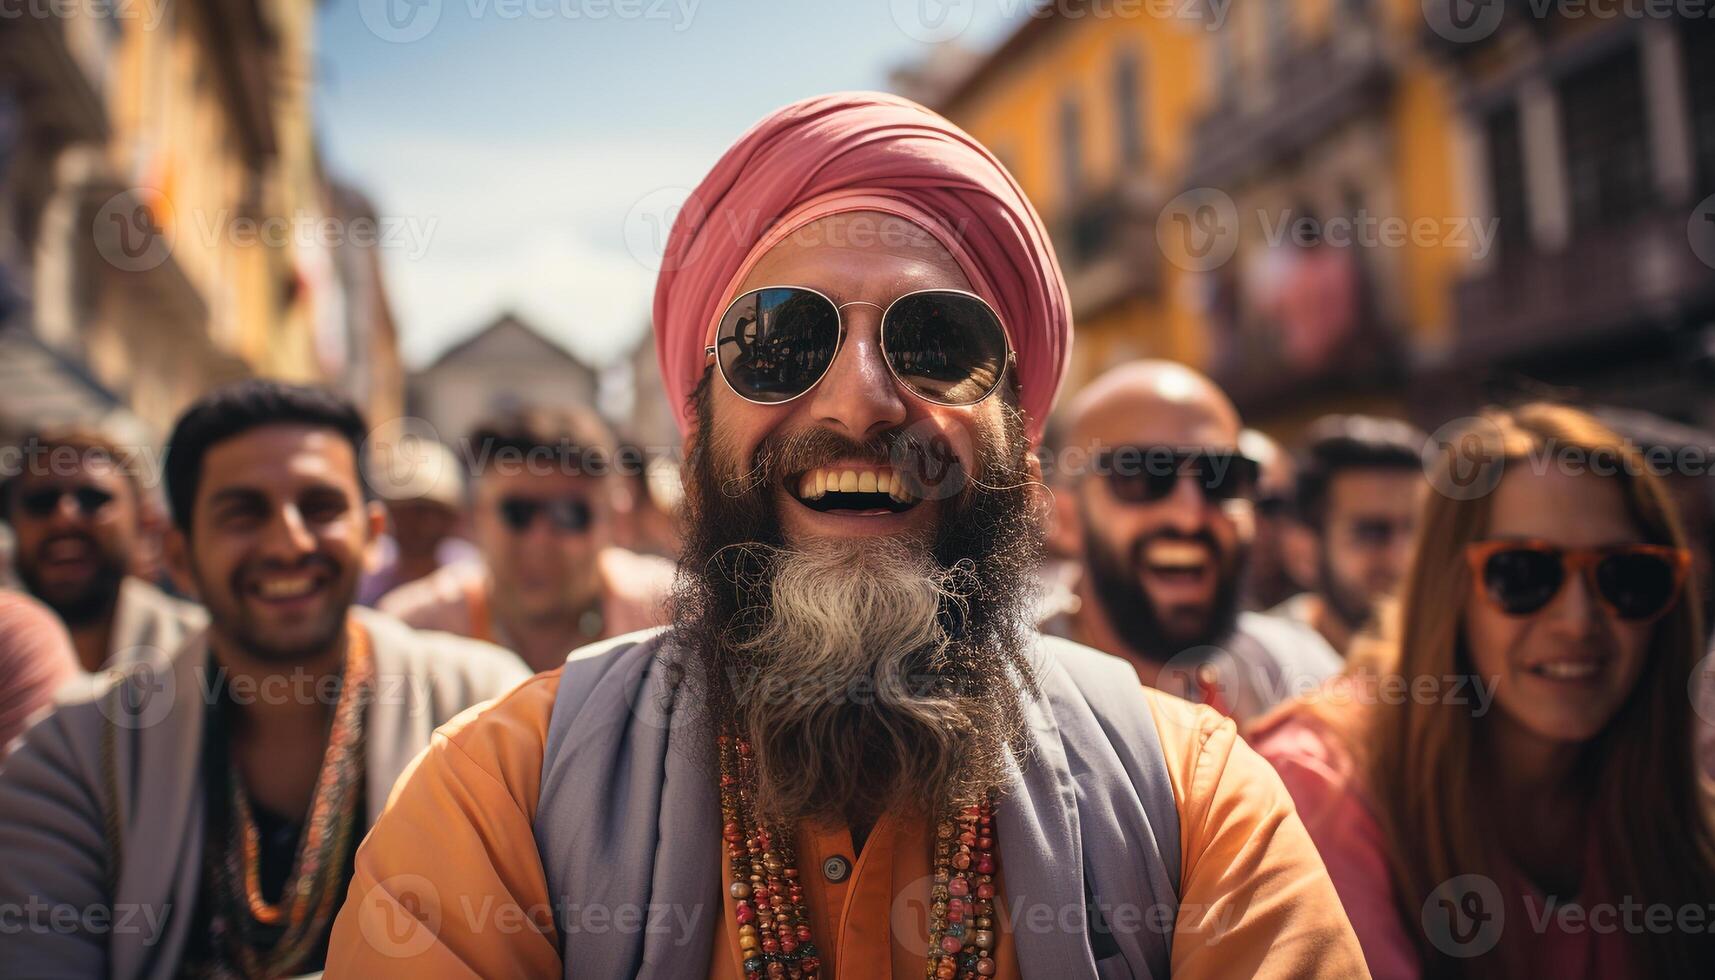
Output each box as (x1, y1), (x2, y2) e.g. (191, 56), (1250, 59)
(1074, 395), (1240, 451)
(200, 425), (358, 487)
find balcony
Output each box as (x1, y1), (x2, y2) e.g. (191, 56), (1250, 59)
(1051, 174), (1162, 322)
(1451, 209), (1715, 365)
(1186, 33), (1396, 190)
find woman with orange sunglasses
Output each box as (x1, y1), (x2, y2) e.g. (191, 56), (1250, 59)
(1249, 404), (1715, 978)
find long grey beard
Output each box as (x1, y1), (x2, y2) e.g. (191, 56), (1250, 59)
(717, 534), (1033, 828)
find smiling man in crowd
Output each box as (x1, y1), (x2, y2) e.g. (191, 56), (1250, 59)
(3, 427), (205, 672)
(326, 93), (1363, 979)
(1047, 361), (1342, 722)
(0, 380), (529, 978)
(1271, 414), (1427, 656)
(379, 406), (674, 672)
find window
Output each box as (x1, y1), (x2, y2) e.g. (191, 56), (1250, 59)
(1059, 96), (1084, 202)
(1114, 50), (1146, 167)
(1558, 46), (1655, 230)
(1484, 104), (1531, 256)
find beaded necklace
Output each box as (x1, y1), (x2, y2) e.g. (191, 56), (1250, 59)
(718, 732), (1000, 979)
(202, 620), (374, 979)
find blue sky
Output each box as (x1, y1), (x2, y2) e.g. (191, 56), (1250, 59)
(315, 0), (1024, 369)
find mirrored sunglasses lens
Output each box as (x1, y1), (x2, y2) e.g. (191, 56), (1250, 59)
(715, 288), (840, 402)
(883, 292), (1007, 404)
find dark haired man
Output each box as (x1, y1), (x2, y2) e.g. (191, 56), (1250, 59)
(4, 428), (204, 671)
(1273, 414), (1427, 656)
(0, 379), (529, 978)
(327, 93), (1362, 978)
(379, 405), (672, 671)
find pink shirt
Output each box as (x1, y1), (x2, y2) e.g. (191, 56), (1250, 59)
(1252, 713), (1639, 980)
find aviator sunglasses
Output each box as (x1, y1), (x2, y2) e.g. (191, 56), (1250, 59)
(16, 485), (117, 519)
(1464, 539), (1691, 622)
(1093, 448), (1260, 505)
(705, 286), (1015, 407)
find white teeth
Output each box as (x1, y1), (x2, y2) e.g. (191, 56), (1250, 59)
(858, 471), (877, 494)
(876, 472), (892, 495)
(1147, 541), (1207, 567)
(800, 473), (816, 500)
(258, 576), (314, 599)
(1537, 661), (1600, 680)
(839, 470), (859, 494)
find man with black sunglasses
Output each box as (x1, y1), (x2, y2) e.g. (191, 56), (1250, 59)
(2, 427), (204, 673)
(1048, 360), (1341, 722)
(1271, 414), (1428, 656)
(378, 405), (673, 672)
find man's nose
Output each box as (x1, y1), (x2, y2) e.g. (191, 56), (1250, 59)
(259, 505), (318, 559)
(1154, 472), (1210, 533)
(806, 312), (907, 442)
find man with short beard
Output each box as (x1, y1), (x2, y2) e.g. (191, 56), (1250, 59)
(3, 428), (205, 672)
(0, 381), (529, 978)
(325, 93), (1365, 979)
(1270, 414), (1426, 656)
(1049, 361), (1341, 722)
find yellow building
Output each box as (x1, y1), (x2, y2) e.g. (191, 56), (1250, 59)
(908, 0), (1471, 435)
(3, 0), (399, 438)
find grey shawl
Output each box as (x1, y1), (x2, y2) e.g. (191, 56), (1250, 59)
(533, 629), (1182, 979)
(0, 607), (532, 980)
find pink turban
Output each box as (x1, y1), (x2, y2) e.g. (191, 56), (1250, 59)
(0, 591), (78, 755)
(652, 91), (1071, 444)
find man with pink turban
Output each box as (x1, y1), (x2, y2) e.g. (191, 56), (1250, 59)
(0, 591), (79, 755)
(327, 93), (1364, 979)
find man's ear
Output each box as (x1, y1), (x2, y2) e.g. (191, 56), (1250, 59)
(164, 527), (199, 601)
(1046, 471), (1084, 561)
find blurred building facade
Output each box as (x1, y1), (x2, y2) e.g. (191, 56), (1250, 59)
(902, 0), (1715, 434)
(0, 0), (403, 442)
(406, 312), (599, 447)
(1419, 5), (1715, 425)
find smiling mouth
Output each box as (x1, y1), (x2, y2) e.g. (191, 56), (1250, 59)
(246, 568), (333, 605)
(787, 465), (920, 515)
(1527, 658), (1605, 682)
(1140, 539), (1213, 583)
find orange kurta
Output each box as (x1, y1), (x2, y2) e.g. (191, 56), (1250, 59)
(324, 668), (1367, 978)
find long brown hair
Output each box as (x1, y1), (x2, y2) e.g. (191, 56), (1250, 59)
(1282, 404), (1715, 977)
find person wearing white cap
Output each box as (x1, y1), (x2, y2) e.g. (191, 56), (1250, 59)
(356, 433), (478, 607)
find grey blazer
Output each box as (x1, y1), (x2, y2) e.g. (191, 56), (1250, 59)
(0, 607), (532, 980)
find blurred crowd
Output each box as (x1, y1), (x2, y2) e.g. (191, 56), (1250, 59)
(3, 359), (1712, 976)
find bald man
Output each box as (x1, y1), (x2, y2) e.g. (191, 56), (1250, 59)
(1047, 361), (1341, 722)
